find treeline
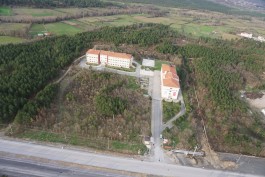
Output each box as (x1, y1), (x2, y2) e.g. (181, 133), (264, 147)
(0, 23), (173, 123)
(0, 0), (111, 8)
(15, 84), (58, 124)
(0, 6), (167, 24)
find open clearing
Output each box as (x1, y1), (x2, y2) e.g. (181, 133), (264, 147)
(19, 68), (151, 154)
(30, 22), (83, 36)
(0, 6), (12, 16)
(0, 36), (25, 45)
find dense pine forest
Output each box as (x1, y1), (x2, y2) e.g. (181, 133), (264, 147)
(159, 37), (265, 155)
(0, 0), (112, 8)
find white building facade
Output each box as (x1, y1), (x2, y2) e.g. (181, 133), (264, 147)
(161, 64), (180, 101)
(86, 49), (100, 64)
(86, 49), (133, 68)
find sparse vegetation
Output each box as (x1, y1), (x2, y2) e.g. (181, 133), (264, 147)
(163, 101), (181, 122)
(17, 129), (146, 154)
(163, 114), (197, 149)
(16, 70), (151, 154)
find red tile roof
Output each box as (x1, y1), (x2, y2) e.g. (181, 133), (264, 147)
(100, 50), (109, 56)
(86, 49), (132, 60)
(107, 51), (132, 60)
(161, 64), (180, 88)
(87, 49), (100, 55)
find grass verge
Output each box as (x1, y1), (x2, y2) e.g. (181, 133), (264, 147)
(154, 60), (171, 70)
(17, 130), (147, 155)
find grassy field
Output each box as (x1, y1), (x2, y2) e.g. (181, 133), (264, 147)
(0, 36), (25, 45)
(0, 6), (12, 16)
(12, 8), (65, 17)
(0, 23), (30, 31)
(2, 5), (265, 44)
(17, 130), (147, 154)
(30, 22), (83, 36)
(76, 13), (246, 40)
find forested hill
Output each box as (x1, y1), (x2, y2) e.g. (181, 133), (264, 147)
(0, 24), (173, 124)
(0, 0), (112, 8)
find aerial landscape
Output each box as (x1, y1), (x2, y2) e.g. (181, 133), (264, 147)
(0, 0), (265, 177)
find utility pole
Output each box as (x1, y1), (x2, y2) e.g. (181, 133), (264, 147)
(192, 145), (198, 157)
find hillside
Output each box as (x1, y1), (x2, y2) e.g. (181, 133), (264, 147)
(16, 69), (151, 154)
(0, 22), (264, 157)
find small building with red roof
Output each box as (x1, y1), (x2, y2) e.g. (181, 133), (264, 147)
(161, 64), (180, 101)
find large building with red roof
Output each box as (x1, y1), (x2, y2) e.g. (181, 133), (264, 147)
(86, 49), (133, 68)
(161, 64), (180, 101)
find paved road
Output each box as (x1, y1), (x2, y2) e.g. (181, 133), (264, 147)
(151, 71), (164, 163)
(0, 156), (129, 177)
(162, 90), (186, 130)
(0, 139), (262, 177)
(219, 153), (265, 177)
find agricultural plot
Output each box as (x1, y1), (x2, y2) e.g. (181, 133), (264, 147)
(0, 6), (12, 16)
(0, 23), (29, 31)
(0, 23), (30, 35)
(29, 22), (83, 36)
(0, 36), (25, 45)
(12, 8), (65, 17)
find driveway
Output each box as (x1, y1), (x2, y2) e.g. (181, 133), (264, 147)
(151, 71), (164, 162)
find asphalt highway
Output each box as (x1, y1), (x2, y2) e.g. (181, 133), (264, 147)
(0, 156), (130, 177)
(0, 130), (262, 177)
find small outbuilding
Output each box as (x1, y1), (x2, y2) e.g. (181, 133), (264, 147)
(142, 58), (155, 68)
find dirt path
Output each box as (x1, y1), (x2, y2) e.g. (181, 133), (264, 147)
(56, 69), (82, 123)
